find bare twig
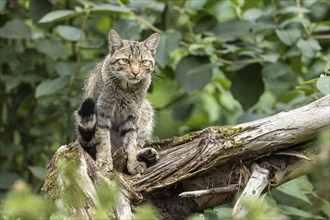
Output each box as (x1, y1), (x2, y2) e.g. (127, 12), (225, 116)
(273, 150), (330, 187)
(179, 184), (239, 198)
(116, 0), (162, 33)
(313, 35), (330, 40)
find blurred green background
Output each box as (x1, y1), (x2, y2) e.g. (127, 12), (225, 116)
(0, 0), (329, 219)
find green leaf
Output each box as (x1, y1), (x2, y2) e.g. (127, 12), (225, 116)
(134, 204), (158, 220)
(276, 180), (311, 204)
(175, 55), (220, 94)
(213, 20), (256, 41)
(0, 19), (31, 39)
(277, 6), (310, 14)
(289, 55), (303, 74)
(275, 29), (301, 46)
(56, 25), (85, 42)
(90, 4), (130, 14)
(230, 0), (244, 7)
(321, 200), (330, 218)
(96, 181), (119, 210)
(55, 61), (77, 77)
(28, 166), (46, 180)
(237, 112), (263, 123)
(243, 8), (263, 21)
(2, 215), (9, 220)
(314, 22), (330, 33)
(316, 76), (330, 95)
(324, 62), (330, 75)
(35, 39), (65, 60)
(147, 78), (181, 109)
(231, 64), (264, 110)
(307, 38), (322, 50)
(278, 205), (322, 219)
(39, 10), (77, 23)
(35, 77), (69, 98)
(184, 0), (207, 11)
(172, 97), (194, 122)
(301, 78), (319, 85)
(76, 40), (103, 49)
(29, 0), (52, 24)
(0, 172), (20, 190)
(193, 13), (218, 33)
(0, 0), (7, 12)
(279, 17), (311, 29)
(49, 213), (66, 220)
(2, 75), (22, 92)
(259, 54), (279, 63)
(294, 176), (313, 192)
(155, 30), (182, 68)
(154, 109), (179, 139)
(185, 101), (209, 128)
(297, 39), (321, 59)
(214, 206), (233, 219)
(112, 20), (140, 40)
(0, 47), (16, 64)
(262, 61), (290, 81)
(188, 44), (206, 56)
(202, 93), (221, 122)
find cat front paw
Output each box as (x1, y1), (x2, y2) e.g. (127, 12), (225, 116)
(137, 148), (159, 166)
(95, 159), (113, 173)
(127, 160), (147, 175)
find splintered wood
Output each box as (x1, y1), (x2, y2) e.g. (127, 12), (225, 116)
(232, 163), (270, 219)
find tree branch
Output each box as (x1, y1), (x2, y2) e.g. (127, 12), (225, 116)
(179, 185), (239, 198)
(130, 95), (329, 194)
(42, 95), (330, 219)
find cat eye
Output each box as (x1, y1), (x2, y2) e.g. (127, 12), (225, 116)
(120, 58), (130, 64)
(141, 60), (150, 66)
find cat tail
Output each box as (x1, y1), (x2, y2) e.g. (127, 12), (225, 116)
(76, 98), (97, 157)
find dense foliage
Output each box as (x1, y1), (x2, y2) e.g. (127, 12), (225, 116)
(1, 0), (329, 219)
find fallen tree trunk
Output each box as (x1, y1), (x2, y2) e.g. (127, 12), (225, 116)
(42, 95), (330, 219)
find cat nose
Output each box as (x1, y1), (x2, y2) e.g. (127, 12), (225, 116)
(132, 68), (140, 76)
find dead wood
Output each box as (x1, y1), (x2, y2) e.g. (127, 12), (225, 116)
(42, 95), (330, 219)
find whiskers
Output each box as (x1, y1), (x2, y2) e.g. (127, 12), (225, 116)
(106, 69), (157, 85)
(108, 71), (125, 81)
(152, 72), (163, 82)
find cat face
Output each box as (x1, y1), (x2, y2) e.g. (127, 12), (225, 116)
(108, 30), (159, 84)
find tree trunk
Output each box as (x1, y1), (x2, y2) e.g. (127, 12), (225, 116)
(42, 95), (330, 219)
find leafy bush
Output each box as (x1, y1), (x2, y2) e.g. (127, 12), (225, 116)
(0, 159), (158, 219)
(0, 0), (329, 219)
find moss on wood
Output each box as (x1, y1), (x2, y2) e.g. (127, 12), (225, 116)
(41, 142), (82, 200)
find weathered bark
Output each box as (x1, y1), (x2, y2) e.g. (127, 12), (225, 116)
(232, 163), (270, 219)
(42, 95), (330, 219)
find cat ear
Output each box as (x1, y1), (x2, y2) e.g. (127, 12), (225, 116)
(144, 33), (159, 56)
(109, 30), (124, 52)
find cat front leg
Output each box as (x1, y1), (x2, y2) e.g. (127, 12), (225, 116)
(126, 138), (147, 175)
(136, 102), (159, 167)
(120, 116), (147, 175)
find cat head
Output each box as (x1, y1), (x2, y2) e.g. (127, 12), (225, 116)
(106, 30), (159, 85)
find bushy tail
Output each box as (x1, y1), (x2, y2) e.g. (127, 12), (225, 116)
(76, 98), (97, 158)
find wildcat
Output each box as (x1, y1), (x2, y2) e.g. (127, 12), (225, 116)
(75, 30), (159, 175)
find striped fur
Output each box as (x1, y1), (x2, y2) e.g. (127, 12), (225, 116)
(75, 30), (159, 175)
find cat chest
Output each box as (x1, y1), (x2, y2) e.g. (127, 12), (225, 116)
(110, 99), (141, 128)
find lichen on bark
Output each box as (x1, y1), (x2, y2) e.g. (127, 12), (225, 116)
(41, 142), (82, 200)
